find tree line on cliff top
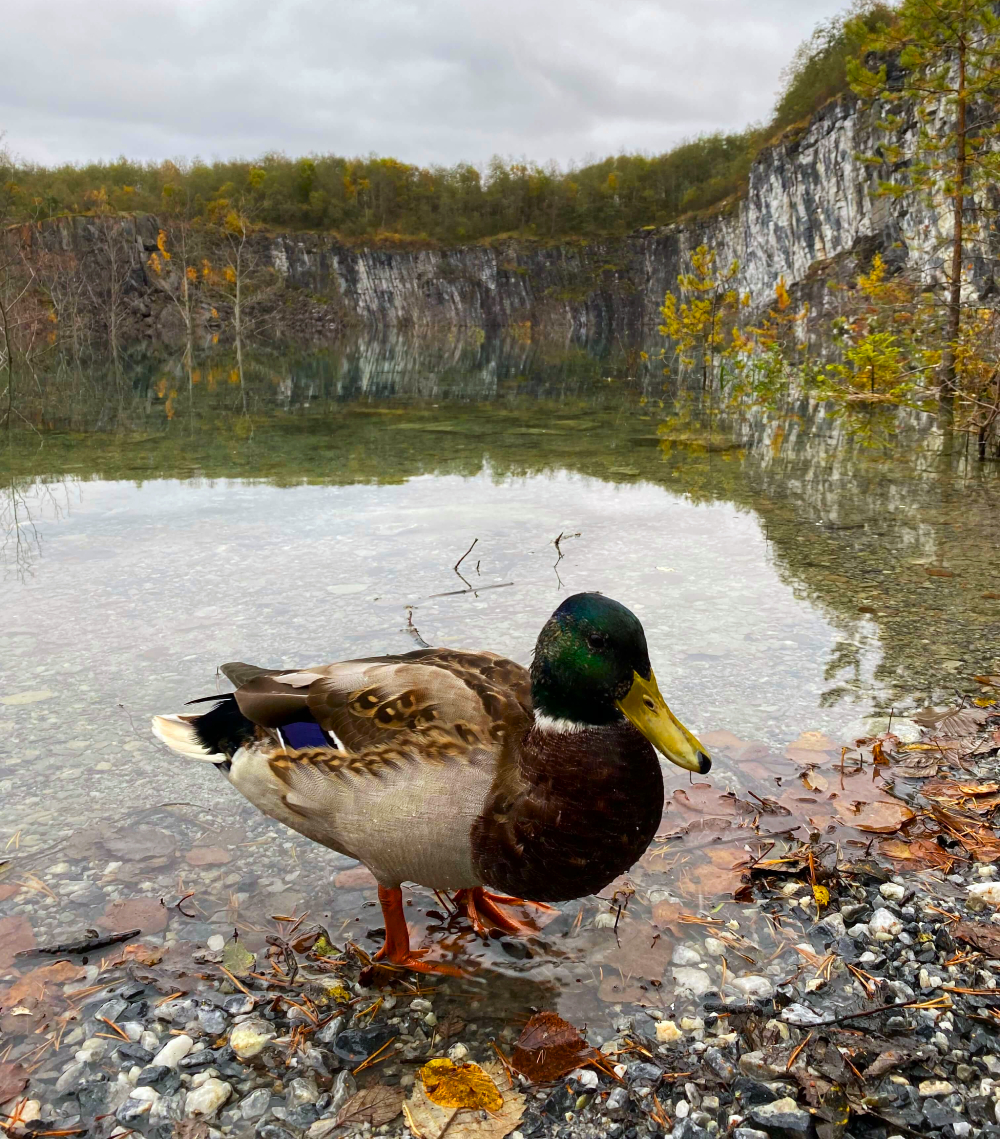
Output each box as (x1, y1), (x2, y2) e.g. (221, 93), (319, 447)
(2, 4), (894, 243)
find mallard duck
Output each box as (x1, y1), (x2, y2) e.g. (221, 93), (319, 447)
(152, 593), (710, 975)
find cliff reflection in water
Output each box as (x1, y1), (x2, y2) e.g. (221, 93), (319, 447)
(3, 329), (999, 712)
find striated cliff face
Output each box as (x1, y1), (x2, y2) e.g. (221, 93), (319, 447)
(265, 92), (997, 335)
(13, 94), (996, 345)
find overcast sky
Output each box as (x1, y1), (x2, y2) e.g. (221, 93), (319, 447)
(4, 0), (850, 170)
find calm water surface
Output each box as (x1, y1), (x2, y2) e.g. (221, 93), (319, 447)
(2, 332), (999, 1038)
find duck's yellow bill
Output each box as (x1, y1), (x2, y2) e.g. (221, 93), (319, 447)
(616, 670), (712, 774)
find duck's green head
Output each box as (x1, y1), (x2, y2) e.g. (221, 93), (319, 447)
(530, 592), (711, 774)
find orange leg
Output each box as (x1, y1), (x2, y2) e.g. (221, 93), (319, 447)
(453, 887), (556, 937)
(373, 885), (463, 977)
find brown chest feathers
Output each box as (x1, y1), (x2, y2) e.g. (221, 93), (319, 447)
(470, 721), (664, 903)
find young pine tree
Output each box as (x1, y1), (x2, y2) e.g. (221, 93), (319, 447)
(849, 1), (1000, 399)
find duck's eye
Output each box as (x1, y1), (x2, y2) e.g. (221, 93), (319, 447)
(587, 631), (609, 651)
(643, 695), (657, 712)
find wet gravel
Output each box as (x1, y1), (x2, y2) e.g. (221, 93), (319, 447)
(3, 854), (1000, 1139)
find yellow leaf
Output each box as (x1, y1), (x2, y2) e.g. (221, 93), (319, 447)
(418, 1058), (503, 1112)
(812, 884), (830, 907)
(228, 369), (239, 385)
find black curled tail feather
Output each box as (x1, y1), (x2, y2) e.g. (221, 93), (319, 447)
(187, 694), (258, 761)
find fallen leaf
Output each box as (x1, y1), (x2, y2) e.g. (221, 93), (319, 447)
(97, 897), (167, 934)
(925, 566), (955, 578)
(0, 960), (85, 1004)
(785, 731), (839, 765)
(510, 1012), (603, 1083)
(419, 1059), (503, 1112)
(812, 885), (830, 907)
(221, 936), (256, 977)
(185, 847), (232, 867)
(335, 1085), (404, 1128)
(700, 729), (753, 754)
(0, 1061), (28, 1103)
(834, 799), (915, 834)
(879, 838), (955, 873)
(0, 884), (21, 902)
(953, 921), (1000, 957)
(891, 750), (940, 779)
(100, 827), (177, 861)
(801, 771), (829, 793)
(651, 901), (688, 937)
(122, 942), (166, 966)
(0, 915), (35, 971)
(404, 1060), (524, 1139)
(335, 865), (378, 889)
(912, 706), (989, 736)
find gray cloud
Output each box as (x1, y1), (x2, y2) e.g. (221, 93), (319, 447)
(3, 0), (849, 168)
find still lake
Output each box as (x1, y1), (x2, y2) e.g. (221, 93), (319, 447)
(2, 331), (998, 1039)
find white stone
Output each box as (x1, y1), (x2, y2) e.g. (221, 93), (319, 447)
(184, 1078), (231, 1118)
(969, 883), (1000, 906)
(680, 1017), (704, 1032)
(730, 975), (774, 999)
(704, 937), (727, 956)
(446, 1043), (469, 1062)
(869, 908), (903, 939)
(570, 1069), (599, 1090)
(672, 944), (702, 966)
(130, 1087), (161, 1105)
(207, 934), (225, 952)
(918, 1079), (955, 1097)
(229, 1019), (275, 1059)
(672, 967), (713, 997)
(656, 1020), (682, 1043)
(152, 1034), (194, 1069)
(880, 883), (905, 902)
(675, 1100), (690, 1119)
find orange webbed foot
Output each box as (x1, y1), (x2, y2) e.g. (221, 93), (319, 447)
(454, 887), (556, 937)
(374, 885), (465, 977)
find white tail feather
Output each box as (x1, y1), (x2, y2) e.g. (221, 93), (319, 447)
(151, 714), (225, 762)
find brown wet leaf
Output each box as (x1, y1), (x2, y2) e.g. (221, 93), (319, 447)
(0, 1061), (29, 1103)
(122, 942), (166, 966)
(334, 865), (378, 889)
(598, 921), (668, 981)
(834, 798), (915, 834)
(676, 861), (746, 900)
(922, 778), (1000, 811)
(651, 901), (689, 937)
(801, 771), (830, 793)
(100, 826), (177, 861)
(0, 884), (21, 902)
(0, 915), (35, 971)
(953, 921), (1000, 957)
(97, 897), (167, 934)
(913, 706), (989, 736)
(510, 1012), (603, 1083)
(879, 838), (955, 873)
(419, 1059), (503, 1112)
(404, 1060), (524, 1139)
(974, 675), (1000, 687)
(700, 729), (753, 754)
(785, 731), (839, 766)
(1, 960), (85, 1004)
(891, 750), (940, 779)
(335, 1085), (404, 1128)
(185, 847), (232, 867)
(925, 566), (955, 578)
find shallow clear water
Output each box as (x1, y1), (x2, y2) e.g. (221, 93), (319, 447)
(2, 331), (999, 1040)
